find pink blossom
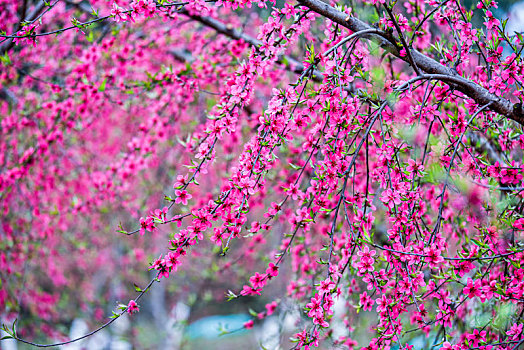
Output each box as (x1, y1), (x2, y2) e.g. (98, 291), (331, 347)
(127, 300), (139, 314)
(174, 190), (192, 205)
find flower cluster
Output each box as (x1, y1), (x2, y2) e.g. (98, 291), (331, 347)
(3, 0), (524, 348)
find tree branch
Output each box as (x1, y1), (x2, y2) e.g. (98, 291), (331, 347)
(0, 0), (48, 54)
(296, 0), (524, 125)
(180, 9), (325, 82)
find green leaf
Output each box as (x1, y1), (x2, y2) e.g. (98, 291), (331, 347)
(0, 52), (11, 66)
(98, 78), (107, 92)
(1, 323), (13, 337)
(226, 290), (238, 301)
(517, 32), (524, 45)
(86, 31), (94, 43)
(11, 319), (17, 337)
(117, 222), (128, 235)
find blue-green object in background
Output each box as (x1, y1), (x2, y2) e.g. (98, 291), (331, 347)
(185, 314), (252, 339)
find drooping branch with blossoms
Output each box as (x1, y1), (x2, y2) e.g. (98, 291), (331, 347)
(2, 0), (524, 348)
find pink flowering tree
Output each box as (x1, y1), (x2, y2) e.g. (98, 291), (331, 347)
(1, 0), (524, 348)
